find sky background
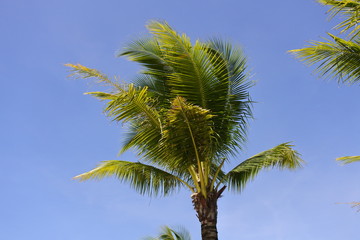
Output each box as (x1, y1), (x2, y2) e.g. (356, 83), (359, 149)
(1, 0), (359, 239)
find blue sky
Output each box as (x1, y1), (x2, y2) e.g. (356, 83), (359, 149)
(1, 0), (359, 239)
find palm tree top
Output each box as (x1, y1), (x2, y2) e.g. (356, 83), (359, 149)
(68, 21), (303, 200)
(69, 20), (303, 240)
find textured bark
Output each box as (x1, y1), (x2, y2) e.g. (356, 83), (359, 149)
(192, 188), (225, 240)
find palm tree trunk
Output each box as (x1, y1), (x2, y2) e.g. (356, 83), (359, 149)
(192, 187), (225, 240)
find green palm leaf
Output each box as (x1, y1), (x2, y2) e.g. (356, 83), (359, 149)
(319, 0), (360, 38)
(65, 64), (164, 157)
(162, 96), (215, 164)
(119, 38), (173, 104)
(74, 160), (190, 196)
(119, 37), (168, 75)
(223, 143), (303, 191)
(205, 39), (253, 155)
(66, 64), (161, 128)
(144, 226), (191, 240)
(147, 21), (231, 110)
(290, 33), (360, 84)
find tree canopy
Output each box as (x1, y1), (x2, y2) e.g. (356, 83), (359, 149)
(68, 20), (303, 240)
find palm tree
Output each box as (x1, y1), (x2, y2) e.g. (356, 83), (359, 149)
(144, 226), (191, 240)
(67, 21), (303, 240)
(290, 0), (360, 85)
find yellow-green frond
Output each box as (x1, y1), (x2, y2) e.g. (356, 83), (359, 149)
(223, 143), (303, 192)
(104, 84), (161, 128)
(336, 155), (360, 164)
(74, 160), (187, 196)
(319, 0), (360, 38)
(290, 34), (360, 84)
(65, 63), (123, 90)
(146, 21), (213, 108)
(85, 92), (117, 100)
(160, 97), (215, 168)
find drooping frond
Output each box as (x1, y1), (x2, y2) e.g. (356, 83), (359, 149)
(132, 74), (171, 107)
(98, 84), (160, 127)
(87, 84), (163, 156)
(290, 34), (360, 84)
(119, 38), (172, 105)
(223, 143), (303, 191)
(74, 160), (190, 196)
(66, 64), (165, 154)
(65, 63), (163, 128)
(119, 37), (168, 75)
(336, 155), (360, 164)
(319, 0), (360, 38)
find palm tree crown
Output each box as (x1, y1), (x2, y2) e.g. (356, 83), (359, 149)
(68, 21), (303, 240)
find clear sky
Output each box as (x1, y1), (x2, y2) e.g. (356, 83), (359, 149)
(1, 0), (359, 239)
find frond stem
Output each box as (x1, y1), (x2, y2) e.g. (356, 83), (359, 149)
(210, 158), (226, 191)
(178, 98), (207, 198)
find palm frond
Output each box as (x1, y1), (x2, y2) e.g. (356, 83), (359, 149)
(85, 84), (164, 158)
(156, 96), (216, 196)
(101, 84), (161, 127)
(144, 226), (192, 240)
(223, 143), (303, 191)
(132, 74), (171, 107)
(319, 0), (360, 38)
(74, 160), (190, 196)
(119, 37), (168, 75)
(119, 38), (172, 105)
(84, 91), (117, 100)
(66, 64), (164, 137)
(147, 21), (218, 109)
(205, 39), (253, 155)
(290, 34), (360, 84)
(336, 155), (360, 164)
(161, 96), (215, 164)
(65, 63), (123, 91)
